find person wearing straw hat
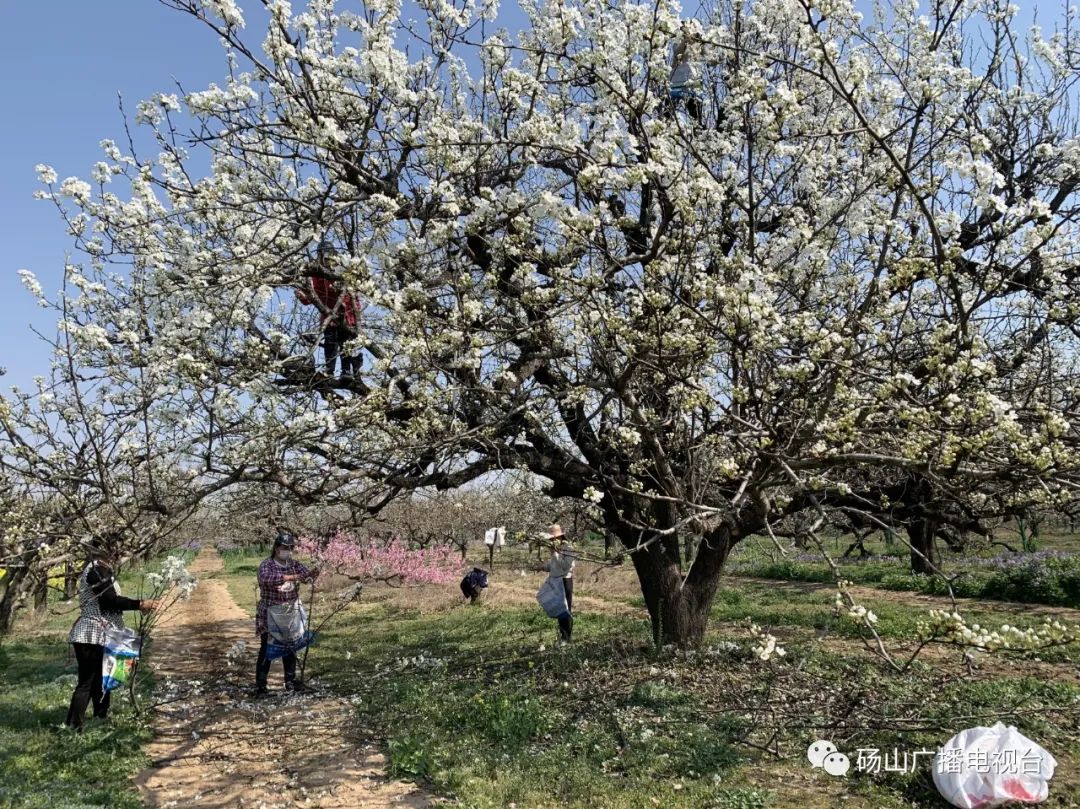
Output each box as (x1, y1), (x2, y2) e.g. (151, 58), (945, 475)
(544, 524), (576, 643)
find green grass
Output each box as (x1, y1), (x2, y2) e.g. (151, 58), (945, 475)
(706, 579), (1080, 664)
(284, 583), (1080, 809)
(726, 532), (1080, 609)
(313, 604), (746, 808)
(733, 557), (1080, 608)
(4, 539), (1065, 809)
(217, 543), (272, 563)
(0, 636), (152, 809)
(0, 552), (187, 808)
(107, 539), (1076, 809)
(217, 547), (268, 615)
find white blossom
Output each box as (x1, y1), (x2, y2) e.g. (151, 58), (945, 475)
(35, 164), (57, 184)
(17, 270), (46, 305)
(748, 622), (786, 662)
(225, 639), (248, 666)
(58, 177), (92, 203)
(205, 0), (244, 27)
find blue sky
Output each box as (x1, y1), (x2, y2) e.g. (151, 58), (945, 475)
(0, 1), (230, 390)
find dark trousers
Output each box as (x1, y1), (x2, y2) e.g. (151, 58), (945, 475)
(557, 578), (574, 641)
(663, 91), (703, 124)
(66, 643), (111, 730)
(256, 633), (297, 688)
(323, 324), (360, 377)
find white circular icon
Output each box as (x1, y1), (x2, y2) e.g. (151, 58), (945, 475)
(807, 740), (837, 768)
(823, 752), (851, 777)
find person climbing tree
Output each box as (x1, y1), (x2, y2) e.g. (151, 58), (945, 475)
(297, 239), (362, 380)
(665, 23), (703, 125)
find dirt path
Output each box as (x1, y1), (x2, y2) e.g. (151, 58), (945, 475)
(135, 548), (435, 809)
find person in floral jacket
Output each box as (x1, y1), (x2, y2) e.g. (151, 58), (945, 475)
(296, 239), (362, 379)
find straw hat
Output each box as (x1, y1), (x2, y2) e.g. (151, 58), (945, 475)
(548, 523), (565, 539)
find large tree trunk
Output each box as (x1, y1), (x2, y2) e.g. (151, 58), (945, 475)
(624, 524), (733, 647)
(908, 518), (937, 574)
(0, 563), (32, 634)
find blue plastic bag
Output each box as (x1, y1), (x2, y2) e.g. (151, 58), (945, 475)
(102, 626), (141, 693)
(265, 630), (316, 661)
(536, 576), (570, 620)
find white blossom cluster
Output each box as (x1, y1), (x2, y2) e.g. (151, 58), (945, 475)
(845, 603), (879, 626)
(833, 583), (878, 627)
(917, 610), (1076, 652)
(706, 641), (741, 655)
(225, 639), (248, 667)
(748, 621), (786, 662)
(146, 554), (198, 601)
(393, 651), (447, 671)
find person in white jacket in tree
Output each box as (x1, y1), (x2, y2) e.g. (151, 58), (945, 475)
(666, 23), (703, 124)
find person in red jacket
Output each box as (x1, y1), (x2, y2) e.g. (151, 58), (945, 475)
(297, 240), (362, 378)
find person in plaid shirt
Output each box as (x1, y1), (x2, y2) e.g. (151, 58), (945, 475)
(254, 531), (318, 696)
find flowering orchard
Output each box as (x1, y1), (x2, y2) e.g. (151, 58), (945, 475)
(21, 0), (1080, 647)
(298, 531), (461, 585)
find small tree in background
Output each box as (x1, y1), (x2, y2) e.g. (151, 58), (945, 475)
(299, 530), (461, 586)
